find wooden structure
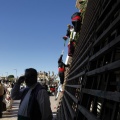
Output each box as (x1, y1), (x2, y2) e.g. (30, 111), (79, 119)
(57, 0), (120, 120)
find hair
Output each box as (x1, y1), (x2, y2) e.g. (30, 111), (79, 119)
(25, 68), (37, 79)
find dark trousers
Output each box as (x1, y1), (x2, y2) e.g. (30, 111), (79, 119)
(72, 21), (81, 32)
(68, 41), (75, 56)
(59, 72), (64, 84)
(0, 96), (3, 118)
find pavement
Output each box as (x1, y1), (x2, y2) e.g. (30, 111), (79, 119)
(1, 95), (58, 120)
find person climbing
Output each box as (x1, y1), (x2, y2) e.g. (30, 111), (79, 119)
(65, 24), (72, 38)
(71, 11), (82, 33)
(63, 24), (76, 57)
(66, 11), (82, 57)
(58, 50), (69, 86)
(63, 24), (73, 40)
(68, 25), (76, 57)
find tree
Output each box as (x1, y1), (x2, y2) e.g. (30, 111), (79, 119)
(8, 75), (15, 81)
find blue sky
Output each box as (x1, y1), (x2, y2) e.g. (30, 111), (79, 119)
(0, 0), (78, 77)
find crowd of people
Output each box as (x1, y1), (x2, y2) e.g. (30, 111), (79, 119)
(0, 68), (53, 120)
(0, 74), (60, 118)
(0, 79), (15, 118)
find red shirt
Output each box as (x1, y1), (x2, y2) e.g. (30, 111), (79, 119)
(58, 67), (65, 72)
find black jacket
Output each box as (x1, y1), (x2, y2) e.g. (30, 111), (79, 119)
(58, 55), (69, 72)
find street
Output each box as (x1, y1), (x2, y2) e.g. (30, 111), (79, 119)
(1, 96), (57, 120)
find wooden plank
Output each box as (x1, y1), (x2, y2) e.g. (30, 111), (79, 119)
(57, 109), (61, 120)
(90, 35), (120, 61)
(65, 90), (78, 104)
(69, 56), (89, 76)
(94, 15), (120, 46)
(66, 85), (81, 89)
(67, 71), (85, 82)
(86, 60), (120, 76)
(61, 103), (65, 120)
(63, 95), (75, 119)
(111, 103), (118, 120)
(82, 88), (120, 102)
(78, 105), (100, 120)
(62, 99), (69, 120)
(96, 0), (120, 32)
(71, 41), (92, 71)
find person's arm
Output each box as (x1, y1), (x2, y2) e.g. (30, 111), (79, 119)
(11, 76), (25, 100)
(11, 83), (24, 100)
(58, 54), (63, 63)
(37, 89), (53, 120)
(66, 29), (70, 37)
(64, 63), (70, 67)
(58, 50), (64, 63)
